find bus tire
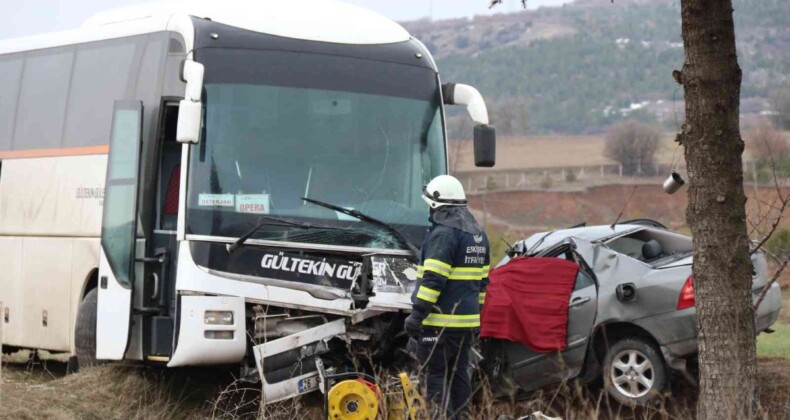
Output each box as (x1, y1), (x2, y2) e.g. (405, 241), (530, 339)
(75, 288), (100, 369)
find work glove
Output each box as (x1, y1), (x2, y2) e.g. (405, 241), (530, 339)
(404, 313), (423, 339)
(405, 304), (430, 339)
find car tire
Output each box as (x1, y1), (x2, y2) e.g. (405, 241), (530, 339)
(603, 337), (668, 406)
(75, 288), (101, 369)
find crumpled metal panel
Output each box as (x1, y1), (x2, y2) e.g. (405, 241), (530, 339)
(365, 256), (418, 311)
(370, 256), (418, 294)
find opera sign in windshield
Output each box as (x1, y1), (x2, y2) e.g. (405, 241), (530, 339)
(236, 194), (270, 214)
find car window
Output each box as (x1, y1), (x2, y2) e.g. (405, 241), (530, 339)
(606, 237), (646, 259)
(574, 270), (594, 291)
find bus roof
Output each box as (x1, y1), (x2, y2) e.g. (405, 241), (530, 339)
(0, 0), (412, 55)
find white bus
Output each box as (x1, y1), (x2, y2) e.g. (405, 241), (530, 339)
(0, 0), (495, 402)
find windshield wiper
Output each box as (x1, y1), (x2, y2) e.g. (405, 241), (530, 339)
(301, 197), (419, 260)
(227, 215), (342, 254)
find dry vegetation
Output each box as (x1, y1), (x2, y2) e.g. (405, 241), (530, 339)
(2, 351), (789, 419)
(0, 364), (204, 419)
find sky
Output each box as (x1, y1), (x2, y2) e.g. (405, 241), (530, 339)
(0, 0), (573, 40)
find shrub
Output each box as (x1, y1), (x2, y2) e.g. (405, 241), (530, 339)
(604, 120), (661, 176)
(485, 177), (498, 191)
(540, 176), (554, 190)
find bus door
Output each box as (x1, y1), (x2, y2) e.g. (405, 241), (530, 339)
(140, 100), (182, 361)
(96, 101), (144, 360)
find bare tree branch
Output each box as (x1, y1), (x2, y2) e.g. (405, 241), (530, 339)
(747, 125), (790, 255)
(748, 197), (790, 256)
(753, 257), (788, 311)
(750, 195), (789, 255)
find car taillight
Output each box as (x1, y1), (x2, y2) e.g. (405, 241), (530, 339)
(677, 276), (695, 310)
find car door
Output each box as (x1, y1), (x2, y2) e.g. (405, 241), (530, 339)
(502, 242), (598, 393)
(563, 258), (598, 376)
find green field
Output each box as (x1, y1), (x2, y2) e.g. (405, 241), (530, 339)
(757, 322), (790, 359)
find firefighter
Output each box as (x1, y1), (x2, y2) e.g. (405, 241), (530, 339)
(404, 175), (490, 420)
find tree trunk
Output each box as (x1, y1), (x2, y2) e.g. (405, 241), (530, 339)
(679, 0), (757, 418)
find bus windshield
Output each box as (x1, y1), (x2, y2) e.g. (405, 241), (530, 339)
(186, 49), (446, 250)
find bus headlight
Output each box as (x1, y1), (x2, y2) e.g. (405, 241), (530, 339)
(204, 310), (234, 325)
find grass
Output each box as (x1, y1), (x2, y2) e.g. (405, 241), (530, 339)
(756, 289), (789, 359)
(758, 323), (790, 359)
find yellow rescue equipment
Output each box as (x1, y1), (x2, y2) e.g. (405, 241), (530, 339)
(323, 372), (424, 419)
(327, 378), (379, 419)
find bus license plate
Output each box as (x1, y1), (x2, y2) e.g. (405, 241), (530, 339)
(298, 376), (318, 394)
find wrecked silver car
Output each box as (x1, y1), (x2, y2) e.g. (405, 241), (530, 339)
(481, 220), (783, 406)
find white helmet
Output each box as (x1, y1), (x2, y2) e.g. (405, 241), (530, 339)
(422, 175), (467, 209)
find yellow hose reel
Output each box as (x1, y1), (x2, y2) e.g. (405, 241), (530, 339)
(327, 379), (380, 420)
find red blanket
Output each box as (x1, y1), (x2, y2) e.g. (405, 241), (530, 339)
(481, 257), (578, 352)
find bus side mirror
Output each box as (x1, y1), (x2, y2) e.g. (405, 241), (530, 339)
(442, 83), (496, 167)
(474, 124), (496, 167)
(442, 83), (490, 125)
(177, 60), (205, 144)
(177, 100), (202, 144)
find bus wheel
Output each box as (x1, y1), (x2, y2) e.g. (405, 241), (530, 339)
(75, 288), (100, 369)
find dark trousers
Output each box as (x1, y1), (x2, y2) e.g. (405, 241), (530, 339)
(416, 330), (473, 420)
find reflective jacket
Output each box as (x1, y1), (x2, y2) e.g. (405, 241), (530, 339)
(411, 223), (490, 331)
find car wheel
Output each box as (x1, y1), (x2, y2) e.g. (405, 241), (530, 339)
(603, 337), (667, 406)
(75, 288), (101, 369)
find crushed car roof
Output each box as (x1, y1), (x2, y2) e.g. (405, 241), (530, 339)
(521, 224), (642, 253)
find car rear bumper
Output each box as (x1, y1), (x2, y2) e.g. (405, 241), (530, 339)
(638, 281), (782, 364)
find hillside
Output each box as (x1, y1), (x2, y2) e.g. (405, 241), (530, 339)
(402, 0), (790, 135)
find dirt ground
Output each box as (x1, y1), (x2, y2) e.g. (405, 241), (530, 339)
(451, 135), (684, 173)
(468, 184), (790, 233)
(451, 133), (775, 174)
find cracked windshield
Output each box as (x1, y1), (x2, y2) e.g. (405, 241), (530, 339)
(186, 50), (446, 249)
